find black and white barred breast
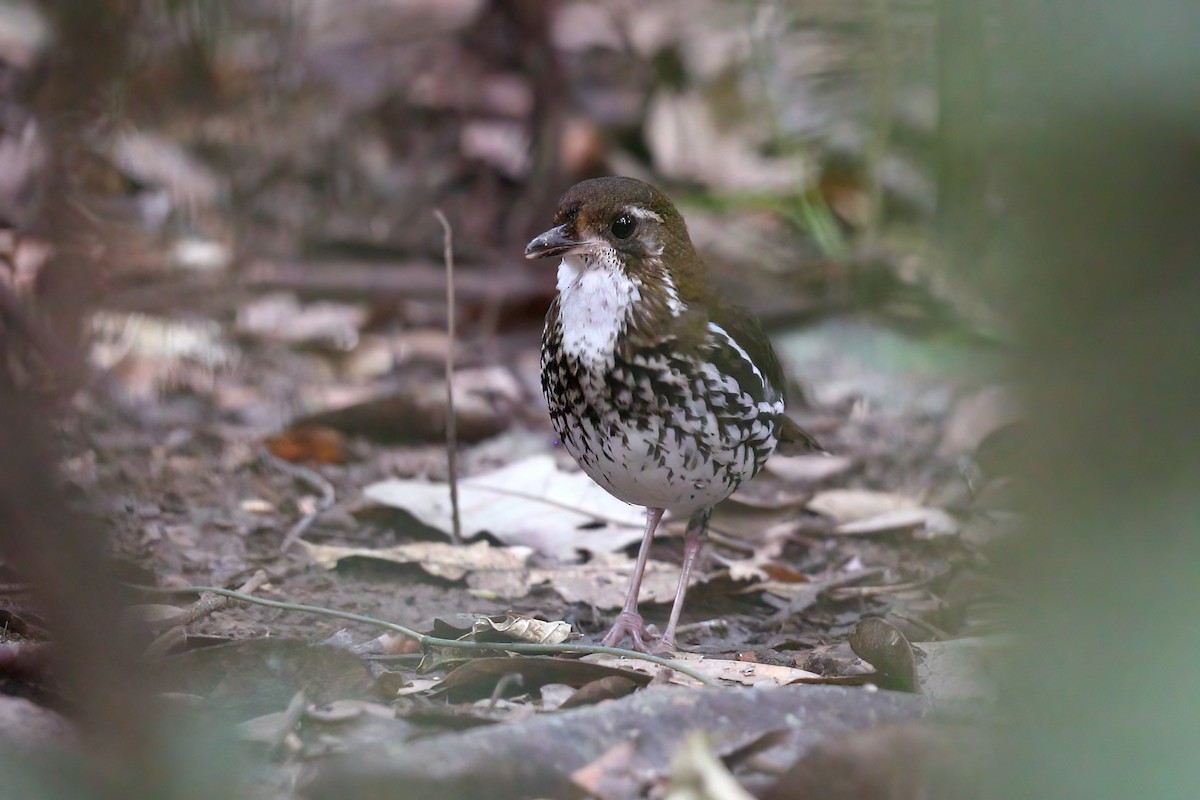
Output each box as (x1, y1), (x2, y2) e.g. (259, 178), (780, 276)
(541, 302), (784, 516)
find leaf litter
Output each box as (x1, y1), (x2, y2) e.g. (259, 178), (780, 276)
(301, 540), (691, 609)
(9, 2), (1009, 797)
(363, 455), (646, 559)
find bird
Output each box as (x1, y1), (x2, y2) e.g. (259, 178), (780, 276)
(527, 176), (822, 652)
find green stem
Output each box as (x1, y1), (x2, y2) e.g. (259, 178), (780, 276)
(134, 585), (716, 686)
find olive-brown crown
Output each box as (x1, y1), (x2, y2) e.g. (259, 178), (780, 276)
(551, 176), (707, 294)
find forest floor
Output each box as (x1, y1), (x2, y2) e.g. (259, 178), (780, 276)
(0, 2), (1011, 796)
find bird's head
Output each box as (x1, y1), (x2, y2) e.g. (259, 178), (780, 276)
(525, 176), (705, 297)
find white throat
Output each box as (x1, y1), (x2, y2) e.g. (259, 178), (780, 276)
(556, 252), (639, 365)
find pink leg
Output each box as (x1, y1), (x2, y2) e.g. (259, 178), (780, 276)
(656, 510), (709, 653)
(601, 507), (665, 651)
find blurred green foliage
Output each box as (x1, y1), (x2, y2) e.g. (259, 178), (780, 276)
(978, 1), (1200, 798)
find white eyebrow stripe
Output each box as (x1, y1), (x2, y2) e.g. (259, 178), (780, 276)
(625, 205), (664, 223)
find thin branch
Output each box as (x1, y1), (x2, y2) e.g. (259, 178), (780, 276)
(433, 209), (462, 546)
(177, 569), (269, 627)
(264, 449), (336, 552)
(134, 584), (715, 686)
(141, 570), (271, 658)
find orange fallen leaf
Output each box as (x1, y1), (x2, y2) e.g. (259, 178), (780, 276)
(264, 425), (347, 464)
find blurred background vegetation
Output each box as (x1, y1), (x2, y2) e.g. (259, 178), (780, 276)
(0, 0), (1197, 798)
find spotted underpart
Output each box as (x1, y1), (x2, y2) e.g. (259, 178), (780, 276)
(541, 253), (785, 516)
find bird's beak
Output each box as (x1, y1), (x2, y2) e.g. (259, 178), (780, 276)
(525, 224), (582, 260)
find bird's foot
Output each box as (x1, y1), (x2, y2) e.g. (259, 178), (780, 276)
(600, 611), (652, 652)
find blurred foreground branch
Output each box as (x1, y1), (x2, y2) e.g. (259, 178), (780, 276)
(0, 1), (185, 796)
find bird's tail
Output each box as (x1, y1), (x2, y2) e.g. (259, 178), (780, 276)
(776, 415), (828, 456)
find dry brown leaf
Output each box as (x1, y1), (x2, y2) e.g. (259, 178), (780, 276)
(560, 676), (641, 710)
(532, 551), (686, 608)
(301, 540), (687, 609)
(263, 425), (348, 464)
(849, 618), (918, 693)
(291, 386), (506, 445)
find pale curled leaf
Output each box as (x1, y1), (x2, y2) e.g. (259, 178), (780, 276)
(585, 653), (818, 688)
(363, 455), (645, 560)
(806, 488), (921, 524)
(473, 613), (572, 645)
(394, 678), (442, 697)
(724, 560), (769, 583)
(835, 507), (959, 537)
(764, 454), (854, 483)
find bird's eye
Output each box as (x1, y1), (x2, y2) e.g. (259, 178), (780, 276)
(610, 214), (636, 240)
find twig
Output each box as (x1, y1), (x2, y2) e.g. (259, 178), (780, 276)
(824, 578), (931, 600)
(673, 618), (729, 636)
(133, 584), (715, 686)
(177, 569), (269, 627)
(263, 449), (336, 552)
(141, 570), (271, 659)
(433, 209), (462, 546)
